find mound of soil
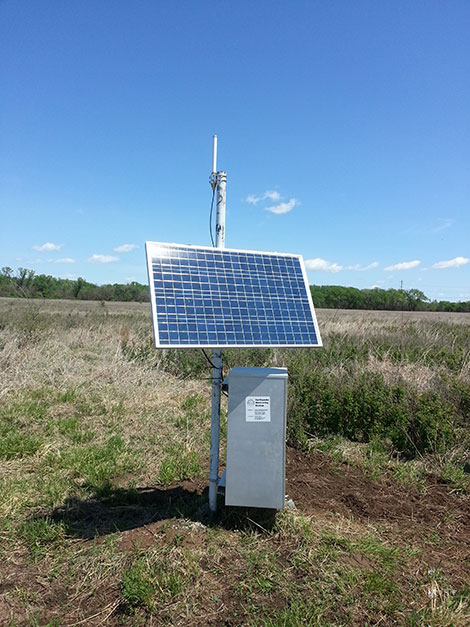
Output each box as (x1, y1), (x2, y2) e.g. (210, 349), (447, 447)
(286, 448), (470, 583)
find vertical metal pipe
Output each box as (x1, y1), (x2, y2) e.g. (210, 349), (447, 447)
(208, 169), (226, 514)
(215, 172), (226, 249)
(209, 348), (223, 513)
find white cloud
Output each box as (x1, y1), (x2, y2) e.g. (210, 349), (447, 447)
(304, 258), (343, 273)
(263, 190), (280, 202)
(88, 254), (119, 264)
(346, 261), (380, 271)
(432, 256), (469, 269)
(245, 189), (281, 205)
(114, 243), (138, 253)
(431, 219), (454, 233)
(246, 189), (298, 214)
(266, 198), (297, 215)
(246, 194), (260, 205)
(384, 260), (421, 271)
(55, 258), (75, 264)
(33, 242), (62, 252)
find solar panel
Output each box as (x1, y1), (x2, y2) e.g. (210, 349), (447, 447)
(145, 242), (322, 348)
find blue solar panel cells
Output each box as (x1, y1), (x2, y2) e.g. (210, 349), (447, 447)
(147, 244), (320, 347)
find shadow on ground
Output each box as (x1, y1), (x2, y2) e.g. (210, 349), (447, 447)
(44, 482), (277, 540)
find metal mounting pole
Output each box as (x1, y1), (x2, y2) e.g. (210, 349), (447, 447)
(209, 136), (226, 513)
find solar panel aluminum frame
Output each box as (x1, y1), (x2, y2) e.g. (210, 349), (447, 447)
(145, 241), (323, 349)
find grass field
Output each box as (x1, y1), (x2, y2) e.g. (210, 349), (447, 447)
(0, 297), (469, 626)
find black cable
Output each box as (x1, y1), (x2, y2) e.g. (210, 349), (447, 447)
(201, 349), (227, 390)
(209, 185), (216, 247)
(207, 187), (226, 385)
(201, 348), (216, 370)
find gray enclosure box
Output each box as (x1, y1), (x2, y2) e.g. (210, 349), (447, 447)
(225, 367), (288, 509)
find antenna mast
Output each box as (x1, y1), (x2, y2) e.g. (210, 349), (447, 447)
(208, 135), (226, 513)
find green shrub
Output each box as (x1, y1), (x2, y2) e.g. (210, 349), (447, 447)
(287, 366), (455, 457)
(451, 378), (470, 422)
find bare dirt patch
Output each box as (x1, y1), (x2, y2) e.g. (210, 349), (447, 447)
(286, 448), (470, 585)
(287, 448), (470, 526)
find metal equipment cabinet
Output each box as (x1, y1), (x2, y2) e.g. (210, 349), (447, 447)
(224, 367), (288, 509)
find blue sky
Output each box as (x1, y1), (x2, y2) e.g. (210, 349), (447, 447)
(1, 1), (469, 301)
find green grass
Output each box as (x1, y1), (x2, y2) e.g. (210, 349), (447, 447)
(0, 430), (43, 460)
(440, 462), (470, 492)
(158, 442), (203, 485)
(18, 517), (66, 561)
(121, 558), (156, 611)
(56, 417), (95, 444)
(120, 548), (198, 614)
(236, 513), (421, 626)
(43, 434), (137, 496)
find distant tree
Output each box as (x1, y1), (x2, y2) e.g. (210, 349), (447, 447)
(31, 274), (58, 299)
(0, 267), (15, 297)
(73, 278), (85, 298)
(405, 288), (427, 311)
(16, 268), (35, 295)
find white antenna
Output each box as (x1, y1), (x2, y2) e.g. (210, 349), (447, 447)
(212, 134), (218, 175)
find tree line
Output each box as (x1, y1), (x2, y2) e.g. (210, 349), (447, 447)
(0, 267), (149, 302)
(1, 267), (469, 312)
(310, 284), (470, 313)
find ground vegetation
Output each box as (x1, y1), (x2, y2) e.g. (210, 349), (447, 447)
(0, 299), (469, 625)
